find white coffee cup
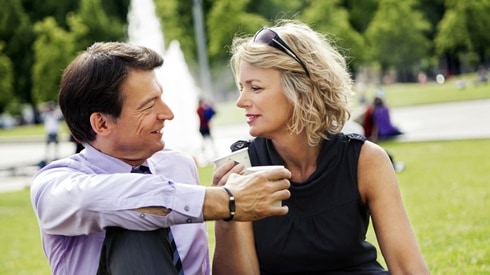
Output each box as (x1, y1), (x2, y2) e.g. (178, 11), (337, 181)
(213, 148), (251, 168)
(244, 165), (285, 174)
(244, 165), (285, 206)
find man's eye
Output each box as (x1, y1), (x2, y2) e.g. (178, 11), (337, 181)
(144, 102), (155, 110)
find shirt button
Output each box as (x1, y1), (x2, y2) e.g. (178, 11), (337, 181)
(139, 213), (145, 218)
(184, 205), (190, 211)
(186, 218), (192, 223)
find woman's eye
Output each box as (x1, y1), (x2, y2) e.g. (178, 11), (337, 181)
(251, 86), (262, 92)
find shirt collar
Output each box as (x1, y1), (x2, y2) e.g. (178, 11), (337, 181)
(83, 144), (146, 173)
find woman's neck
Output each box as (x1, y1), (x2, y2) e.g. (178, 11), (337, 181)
(272, 134), (323, 183)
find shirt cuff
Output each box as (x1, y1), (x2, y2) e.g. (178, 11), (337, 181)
(165, 181), (206, 224)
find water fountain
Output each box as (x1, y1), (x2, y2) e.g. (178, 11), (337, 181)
(127, 0), (202, 156)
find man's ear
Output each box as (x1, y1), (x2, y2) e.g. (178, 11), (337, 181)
(89, 112), (112, 136)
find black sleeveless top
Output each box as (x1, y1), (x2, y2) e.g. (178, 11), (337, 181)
(236, 133), (388, 274)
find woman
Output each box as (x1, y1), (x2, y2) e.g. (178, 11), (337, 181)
(212, 20), (429, 274)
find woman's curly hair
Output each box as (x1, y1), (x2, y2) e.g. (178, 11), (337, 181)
(230, 20), (353, 147)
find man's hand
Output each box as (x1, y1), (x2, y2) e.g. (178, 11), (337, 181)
(224, 167), (291, 221)
(205, 160), (291, 221)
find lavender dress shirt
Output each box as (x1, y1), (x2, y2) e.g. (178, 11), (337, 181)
(31, 144), (210, 275)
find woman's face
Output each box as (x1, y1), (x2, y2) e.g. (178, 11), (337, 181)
(236, 61), (293, 139)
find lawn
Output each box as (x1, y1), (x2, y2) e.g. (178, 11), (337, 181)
(1, 139), (489, 274)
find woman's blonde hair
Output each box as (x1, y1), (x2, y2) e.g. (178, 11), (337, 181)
(230, 20), (353, 146)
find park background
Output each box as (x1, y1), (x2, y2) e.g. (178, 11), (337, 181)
(1, 0), (489, 119)
(1, 0), (489, 274)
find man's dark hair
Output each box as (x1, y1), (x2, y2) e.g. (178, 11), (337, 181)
(58, 42), (164, 143)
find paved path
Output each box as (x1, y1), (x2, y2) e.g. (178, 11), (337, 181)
(391, 99), (490, 142)
(1, 99), (490, 193)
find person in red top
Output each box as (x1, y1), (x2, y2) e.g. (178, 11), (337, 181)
(362, 96), (403, 142)
(197, 98), (217, 162)
(362, 102), (375, 139)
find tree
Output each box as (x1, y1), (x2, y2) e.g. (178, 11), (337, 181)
(434, 0), (490, 73)
(32, 17), (77, 103)
(300, 0), (366, 71)
(365, 0), (431, 82)
(31, 0), (127, 104)
(21, 0), (78, 28)
(249, 0), (305, 20)
(342, 0), (379, 34)
(155, 0), (197, 67)
(0, 42), (14, 114)
(0, 0), (35, 114)
(75, 0), (127, 50)
(207, 0), (268, 65)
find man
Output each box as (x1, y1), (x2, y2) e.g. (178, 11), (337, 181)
(41, 101), (63, 163)
(30, 42), (291, 275)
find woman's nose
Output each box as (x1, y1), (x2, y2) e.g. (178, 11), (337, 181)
(236, 92), (249, 109)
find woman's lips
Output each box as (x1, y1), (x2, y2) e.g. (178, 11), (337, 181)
(246, 115), (259, 123)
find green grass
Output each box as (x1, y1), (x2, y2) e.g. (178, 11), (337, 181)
(3, 139), (488, 274)
(0, 190), (52, 274)
(367, 80), (490, 108)
(379, 139), (490, 274)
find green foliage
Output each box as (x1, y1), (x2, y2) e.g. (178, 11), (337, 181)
(0, 0), (35, 111)
(207, 0), (268, 63)
(155, 0), (197, 67)
(0, 0), (128, 116)
(301, 0), (366, 68)
(32, 17), (76, 103)
(1, 0), (490, 118)
(0, 42), (14, 113)
(30, 0), (127, 105)
(249, 0), (305, 20)
(76, 0), (127, 47)
(365, 0), (431, 78)
(434, 6), (469, 55)
(342, 0), (379, 33)
(435, 0), (490, 59)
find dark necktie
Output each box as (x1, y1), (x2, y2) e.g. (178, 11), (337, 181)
(131, 166), (184, 275)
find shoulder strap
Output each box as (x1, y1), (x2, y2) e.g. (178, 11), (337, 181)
(345, 133), (367, 142)
(230, 140), (251, 152)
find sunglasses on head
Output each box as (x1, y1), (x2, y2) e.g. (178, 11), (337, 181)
(253, 28), (310, 77)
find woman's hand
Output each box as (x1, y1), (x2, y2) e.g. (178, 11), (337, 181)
(212, 160), (245, 186)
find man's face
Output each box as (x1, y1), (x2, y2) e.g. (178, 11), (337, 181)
(107, 69), (174, 165)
